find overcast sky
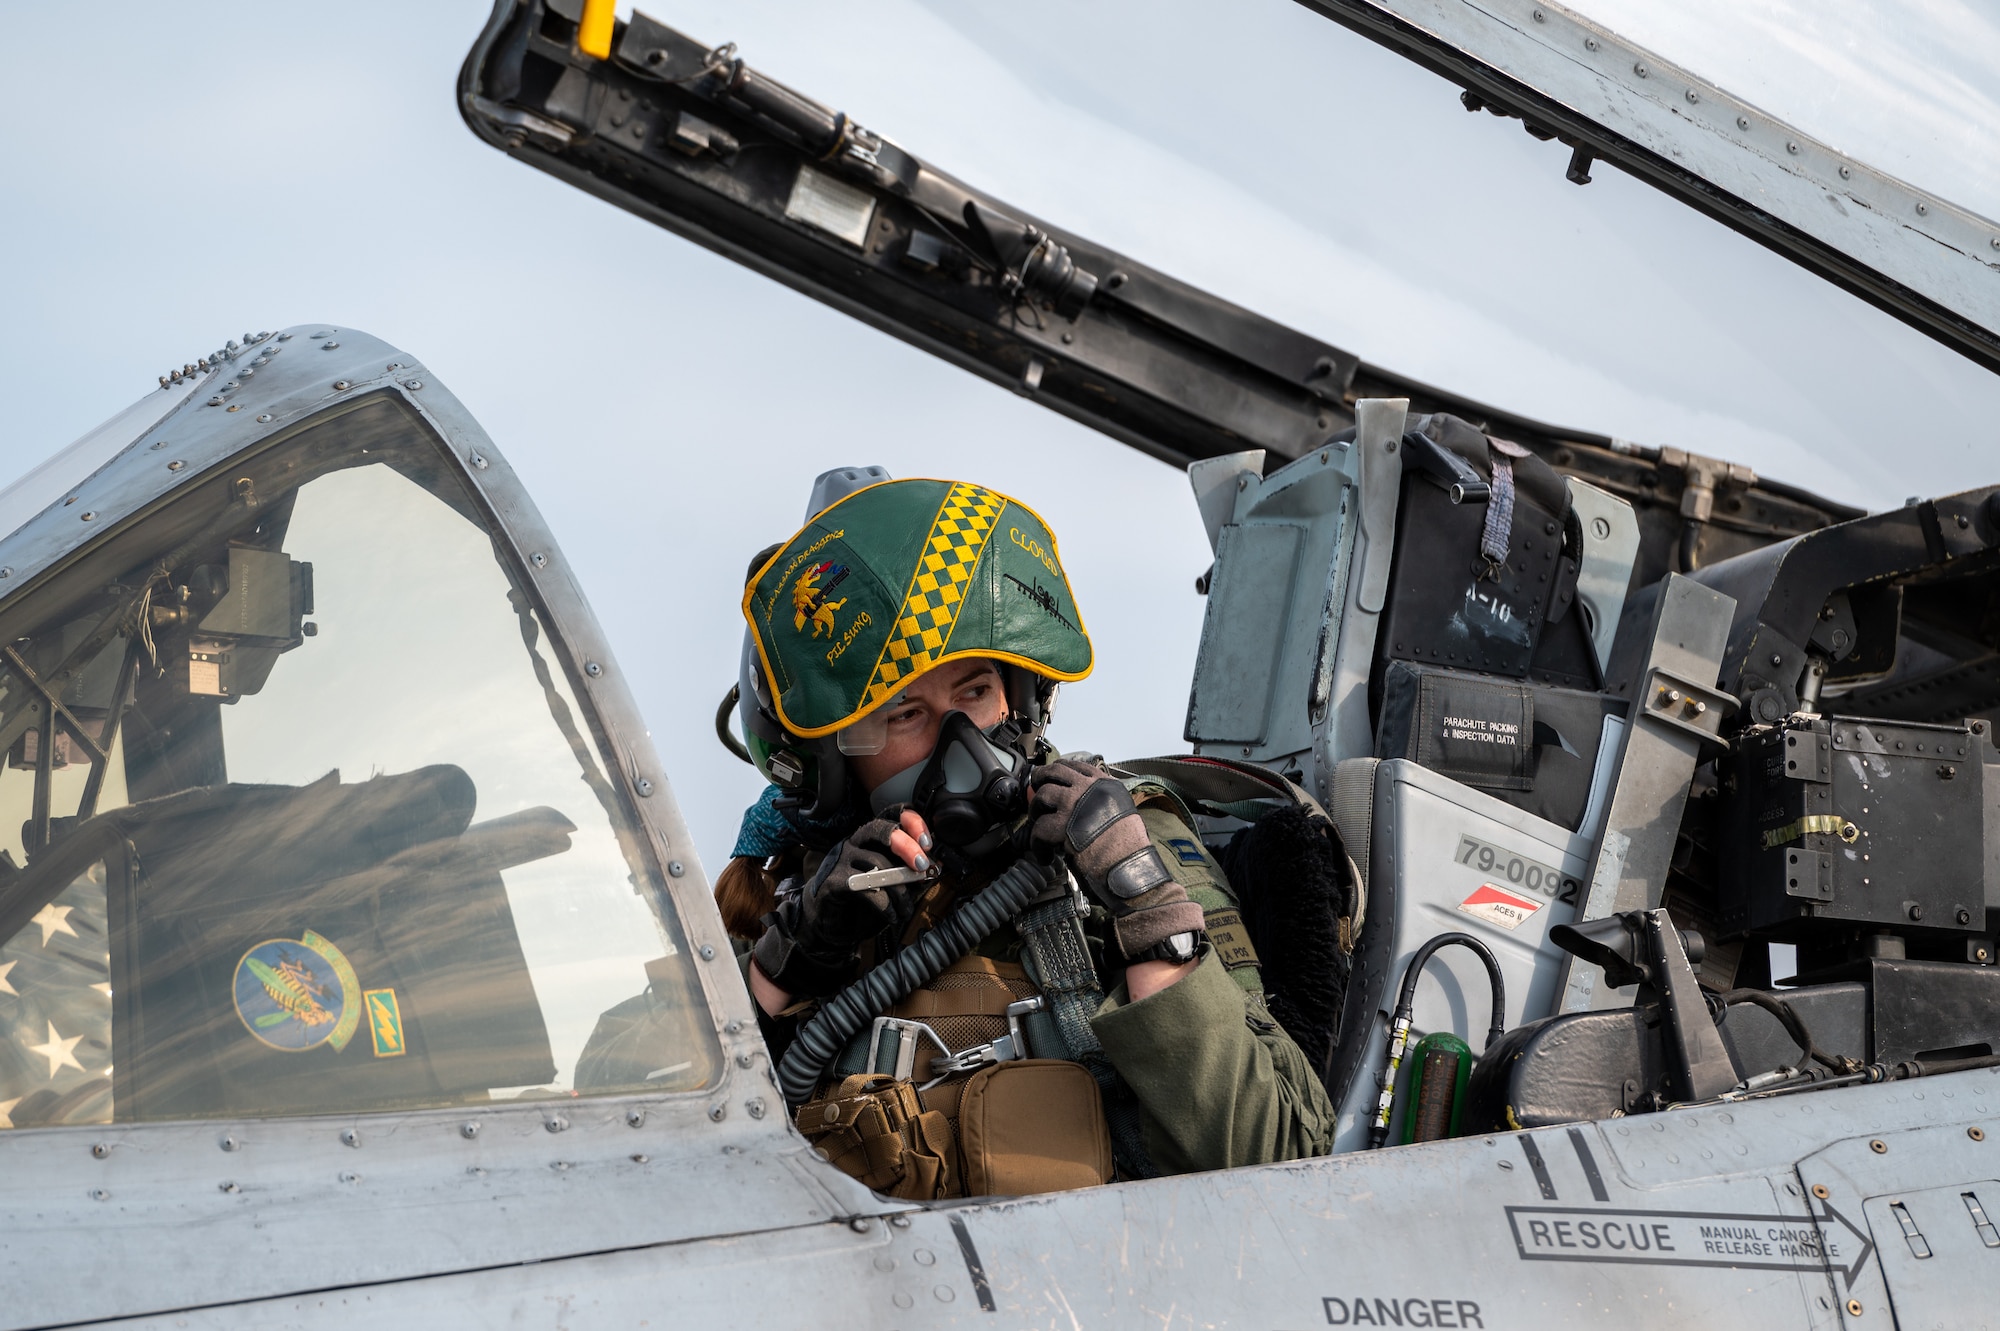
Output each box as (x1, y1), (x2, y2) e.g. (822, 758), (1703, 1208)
(4, 0), (1998, 873)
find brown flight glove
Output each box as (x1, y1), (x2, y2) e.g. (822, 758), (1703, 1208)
(1028, 759), (1205, 961)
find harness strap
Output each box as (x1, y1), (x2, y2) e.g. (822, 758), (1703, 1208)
(1015, 886), (1157, 1179)
(1016, 894), (1103, 1060)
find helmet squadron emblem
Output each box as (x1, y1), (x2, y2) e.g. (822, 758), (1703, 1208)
(791, 560), (851, 639)
(232, 930), (363, 1052)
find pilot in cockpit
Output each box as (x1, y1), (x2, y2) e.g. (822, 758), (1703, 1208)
(715, 472), (1333, 1198)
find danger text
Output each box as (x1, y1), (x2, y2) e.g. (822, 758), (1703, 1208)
(1323, 1297), (1484, 1328)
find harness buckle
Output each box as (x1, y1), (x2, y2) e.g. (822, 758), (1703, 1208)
(923, 995), (1048, 1082)
(870, 997), (1052, 1089)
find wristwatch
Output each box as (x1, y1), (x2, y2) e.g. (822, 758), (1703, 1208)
(1129, 929), (1204, 966)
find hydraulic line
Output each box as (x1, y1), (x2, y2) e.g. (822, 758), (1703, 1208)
(776, 856), (1052, 1108)
(1369, 932), (1507, 1149)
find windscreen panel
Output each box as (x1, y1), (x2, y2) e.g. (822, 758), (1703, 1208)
(0, 395), (719, 1128)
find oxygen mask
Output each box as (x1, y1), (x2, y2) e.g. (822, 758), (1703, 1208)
(869, 710), (1034, 853)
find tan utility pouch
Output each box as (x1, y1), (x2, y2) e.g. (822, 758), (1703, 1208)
(956, 1059), (1112, 1196)
(796, 1073), (957, 1200)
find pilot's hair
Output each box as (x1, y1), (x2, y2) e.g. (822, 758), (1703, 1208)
(714, 854), (786, 942)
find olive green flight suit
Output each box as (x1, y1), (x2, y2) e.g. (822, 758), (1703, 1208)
(1090, 803), (1334, 1174)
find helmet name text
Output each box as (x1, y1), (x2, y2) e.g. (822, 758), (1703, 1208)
(1010, 526), (1063, 580)
(826, 611), (872, 665)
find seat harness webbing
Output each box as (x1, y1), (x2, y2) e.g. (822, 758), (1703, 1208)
(1015, 882), (1157, 1179)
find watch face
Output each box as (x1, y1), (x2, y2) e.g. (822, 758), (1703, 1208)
(1131, 930), (1201, 965)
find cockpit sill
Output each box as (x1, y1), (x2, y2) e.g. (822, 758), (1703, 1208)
(0, 1077), (881, 1331)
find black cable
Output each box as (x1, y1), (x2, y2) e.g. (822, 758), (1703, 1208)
(775, 856), (1052, 1108)
(1908, 1053), (2000, 1077)
(1398, 933), (1507, 1048)
(1369, 932), (1508, 1149)
(1718, 988), (1859, 1074)
(715, 684), (753, 765)
(1676, 519), (1703, 572)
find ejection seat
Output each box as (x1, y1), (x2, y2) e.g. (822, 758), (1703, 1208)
(1179, 403), (1654, 1147)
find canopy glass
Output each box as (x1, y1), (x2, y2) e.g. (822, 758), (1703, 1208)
(1567, 0), (2000, 226)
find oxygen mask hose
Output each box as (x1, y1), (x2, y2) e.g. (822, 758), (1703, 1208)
(1368, 932), (1507, 1149)
(776, 855), (1054, 1108)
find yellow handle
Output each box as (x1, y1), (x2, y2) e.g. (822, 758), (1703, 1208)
(578, 0), (615, 59)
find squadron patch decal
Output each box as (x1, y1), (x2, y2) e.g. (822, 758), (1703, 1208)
(232, 930), (362, 1052)
(791, 560), (851, 639)
(364, 988), (406, 1058)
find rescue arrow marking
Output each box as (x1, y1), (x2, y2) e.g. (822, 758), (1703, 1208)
(1505, 1202), (1867, 1285)
(1810, 1196), (1875, 1292)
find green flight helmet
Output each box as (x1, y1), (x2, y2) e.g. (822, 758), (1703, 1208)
(741, 475), (1092, 765)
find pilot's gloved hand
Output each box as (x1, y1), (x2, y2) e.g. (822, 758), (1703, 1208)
(751, 811), (928, 998)
(1028, 759), (1206, 962)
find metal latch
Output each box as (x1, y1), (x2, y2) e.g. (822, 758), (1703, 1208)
(1964, 1191), (2000, 1248)
(1889, 1200), (1932, 1259)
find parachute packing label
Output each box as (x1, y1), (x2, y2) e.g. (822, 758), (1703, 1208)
(232, 930), (362, 1052)
(1457, 883), (1544, 931)
(742, 477), (1092, 737)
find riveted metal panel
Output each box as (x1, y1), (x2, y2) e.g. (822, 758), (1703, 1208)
(91, 1066), (2000, 1331)
(1795, 1081), (2000, 1324)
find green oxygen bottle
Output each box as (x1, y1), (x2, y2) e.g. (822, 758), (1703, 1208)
(1398, 1031), (1473, 1144)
